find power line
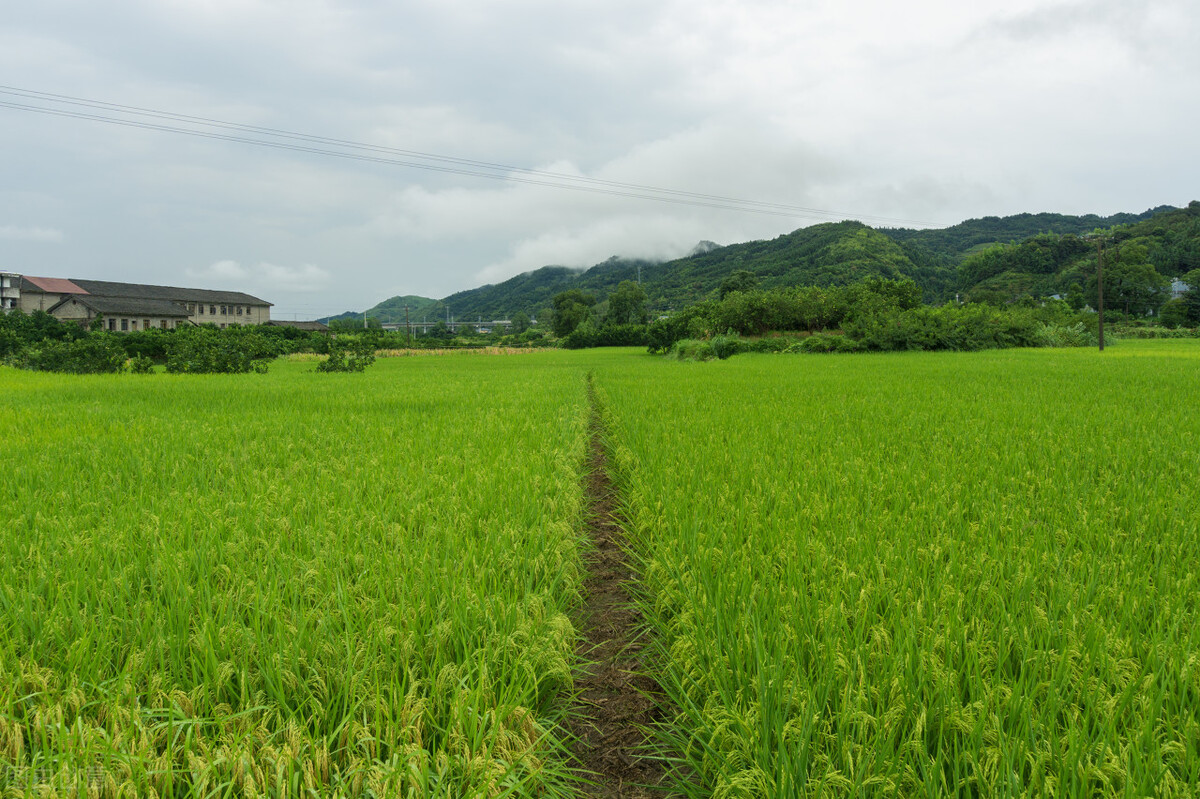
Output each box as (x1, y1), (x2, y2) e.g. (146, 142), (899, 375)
(0, 84), (941, 227)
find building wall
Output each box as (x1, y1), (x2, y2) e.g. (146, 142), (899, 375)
(52, 298), (186, 331)
(18, 292), (63, 313)
(98, 316), (185, 332)
(13, 278), (271, 326)
(0, 273), (18, 312)
(184, 301), (271, 326)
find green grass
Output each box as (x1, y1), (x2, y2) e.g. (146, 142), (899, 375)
(0, 354), (589, 796)
(593, 340), (1200, 797)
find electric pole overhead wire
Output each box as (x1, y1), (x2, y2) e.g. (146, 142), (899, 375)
(0, 85), (940, 227)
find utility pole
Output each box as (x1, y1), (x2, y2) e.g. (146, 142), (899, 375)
(1097, 238), (1105, 351)
(405, 305), (411, 347)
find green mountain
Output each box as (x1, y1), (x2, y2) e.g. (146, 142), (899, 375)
(881, 207), (1172, 258)
(321, 295), (443, 325)
(955, 201), (1200, 307)
(351, 203), (1194, 321)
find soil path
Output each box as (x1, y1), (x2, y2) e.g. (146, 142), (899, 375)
(567, 382), (674, 798)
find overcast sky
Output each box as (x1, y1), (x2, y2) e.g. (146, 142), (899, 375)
(2, 0), (1197, 318)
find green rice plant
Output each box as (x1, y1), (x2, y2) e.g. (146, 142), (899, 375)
(0, 352), (590, 796)
(591, 340), (1200, 797)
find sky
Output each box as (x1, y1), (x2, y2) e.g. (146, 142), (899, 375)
(2, 0), (1197, 319)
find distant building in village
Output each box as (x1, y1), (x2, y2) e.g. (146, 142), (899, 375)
(1, 272), (18, 312)
(14, 276), (271, 331)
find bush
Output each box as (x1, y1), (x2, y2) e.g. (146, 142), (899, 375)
(709, 333), (749, 360)
(121, 329), (171, 360)
(316, 335), (376, 372)
(845, 304), (1044, 352)
(672, 339), (715, 361)
(8, 336), (127, 373)
(128, 354), (155, 374)
(165, 325), (282, 373)
(791, 333), (866, 353)
(561, 317), (599, 349)
(1110, 325), (1199, 339)
(748, 336), (803, 353)
(1034, 322), (1098, 348)
(1156, 299), (1190, 330)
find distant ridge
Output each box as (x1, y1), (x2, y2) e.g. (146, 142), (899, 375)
(346, 204), (1186, 320)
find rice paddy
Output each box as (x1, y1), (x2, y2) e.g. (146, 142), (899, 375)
(2, 341), (1198, 796)
(1, 354), (589, 796)
(593, 341), (1200, 797)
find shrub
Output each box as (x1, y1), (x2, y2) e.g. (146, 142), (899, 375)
(121, 329), (170, 360)
(561, 317), (600, 349)
(165, 325), (282, 374)
(128, 355), (155, 374)
(791, 333), (866, 353)
(709, 333), (749, 360)
(593, 323), (648, 347)
(748, 336), (803, 353)
(1034, 322), (1098, 348)
(8, 336), (127, 373)
(672, 339), (715, 361)
(316, 335), (377, 372)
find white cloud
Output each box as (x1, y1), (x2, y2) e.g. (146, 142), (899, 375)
(187, 260), (331, 293)
(0, 225), (64, 242)
(1, 0), (1196, 313)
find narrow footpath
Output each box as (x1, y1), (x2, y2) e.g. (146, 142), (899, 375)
(567, 382), (673, 798)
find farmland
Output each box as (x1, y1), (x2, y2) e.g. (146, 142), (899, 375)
(0, 354), (590, 796)
(2, 341), (1199, 796)
(594, 341), (1200, 796)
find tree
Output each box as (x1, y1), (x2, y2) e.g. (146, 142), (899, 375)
(1089, 258), (1169, 317)
(510, 311), (531, 335)
(605, 281), (648, 326)
(317, 335), (376, 372)
(1159, 298), (1189, 328)
(551, 289), (596, 337)
(718, 270), (759, 300)
(1181, 269), (1200, 324)
(1066, 283), (1085, 311)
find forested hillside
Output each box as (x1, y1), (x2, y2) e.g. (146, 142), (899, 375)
(881, 207), (1170, 258)
(356, 203), (1194, 321)
(956, 201), (1200, 318)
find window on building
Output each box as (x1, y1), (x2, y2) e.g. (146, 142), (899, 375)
(210, 305), (216, 315)
(237, 306), (243, 315)
(198, 305), (204, 315)
(121, 319), (128, 331)
(108, 318), (116, 331)
(130, 319), (138, 330)
(161, 319), (168, 329)
(144, 319), (151, 330)
(221, 305), (228, 315)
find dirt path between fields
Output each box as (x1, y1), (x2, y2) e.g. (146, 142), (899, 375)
(567, 380), (675, 798)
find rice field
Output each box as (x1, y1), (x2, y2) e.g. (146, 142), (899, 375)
(0, 353), (589, 796)
(593, 340), (1200, 797)
(2, 341), (1199, 797)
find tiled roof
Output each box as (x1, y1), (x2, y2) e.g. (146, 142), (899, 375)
(70, 279), (271, 306)
(51, 295), (192, 317)
(20, 276), (89, 294)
